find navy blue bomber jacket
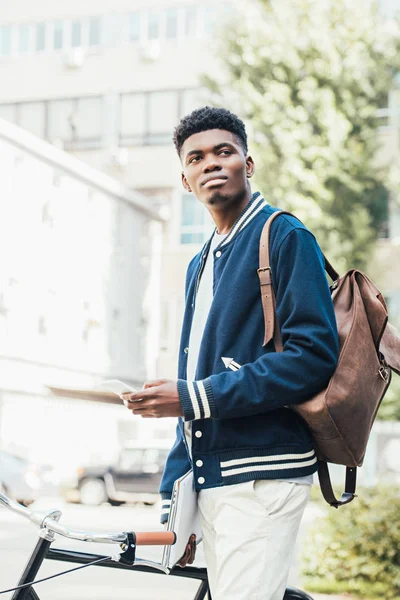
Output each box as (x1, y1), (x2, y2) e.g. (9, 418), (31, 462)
(160, 192), (339, 523)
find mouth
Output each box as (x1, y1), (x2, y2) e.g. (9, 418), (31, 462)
(202, 177), (228, 188)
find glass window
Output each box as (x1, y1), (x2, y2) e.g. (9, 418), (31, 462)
(48, 99), (75, 141)
(71, 21), (82, 47)
(75, 97), (102, 140)
(89, 17), (101, 46)
(53, 21), (64, 50)
(129, 12), (141, 42)
(120, 93), (146, 140)
(148, 12), (159, 40)
(166, 9), (178, 39)
(18, 24), (31, 54)
(0, 26), (12, 56)
(181, 193), (206, 227)
(180, 193), (213, 244)
(148, 91), (177, 141)
(184, 7), (197, 37)
(19, 102), (46, 137)
(104, 14), (124, 47)
(0, 104), (17, 123)
(35, 23), (46, 51)
(181, 89), (204, 118)
(204, 7), (217, 35)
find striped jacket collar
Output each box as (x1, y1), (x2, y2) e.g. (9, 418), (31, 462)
(204, 191), (268, 253)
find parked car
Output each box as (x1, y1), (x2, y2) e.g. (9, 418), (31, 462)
(0, 450), (58, 506)
(68, 443), (171, 506)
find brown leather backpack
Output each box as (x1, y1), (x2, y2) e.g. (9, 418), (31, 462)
(258, 210), (400, 507)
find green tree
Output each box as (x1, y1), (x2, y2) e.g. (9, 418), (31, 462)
(204, 0), (400, 271)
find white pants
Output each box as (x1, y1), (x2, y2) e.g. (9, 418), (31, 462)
(198, 480), (311, 600)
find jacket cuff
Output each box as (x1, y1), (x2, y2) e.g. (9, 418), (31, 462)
(160, 493), (171, 524)
(177, 378), (217, 421)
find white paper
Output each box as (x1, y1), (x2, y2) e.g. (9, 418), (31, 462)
(99, 379), (138, 396)
(162, 470), (202, 570)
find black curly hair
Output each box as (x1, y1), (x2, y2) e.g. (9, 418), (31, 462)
(173, 106), (248, 157)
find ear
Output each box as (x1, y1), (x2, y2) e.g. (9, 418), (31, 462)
(181, 172), (192, 193)
(245, 155), (255, 179)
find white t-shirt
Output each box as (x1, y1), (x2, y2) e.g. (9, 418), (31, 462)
(185, 231), (227, 454)
(184, 231), (313, 485)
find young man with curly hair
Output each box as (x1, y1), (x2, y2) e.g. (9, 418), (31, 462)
(123, 107), (338, 599)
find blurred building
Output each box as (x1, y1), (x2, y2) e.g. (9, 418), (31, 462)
(0, 116), (167, 476)
(0, 0), (237, 381)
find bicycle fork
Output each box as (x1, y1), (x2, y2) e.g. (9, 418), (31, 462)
(11, 509), (61, 600)
(11, 535), (52, 600)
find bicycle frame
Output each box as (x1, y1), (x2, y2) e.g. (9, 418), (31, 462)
(1, 491), (314, 600)
(11, 540), (314, 600)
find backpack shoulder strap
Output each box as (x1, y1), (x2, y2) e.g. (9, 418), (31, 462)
(258, 210), (339, 348)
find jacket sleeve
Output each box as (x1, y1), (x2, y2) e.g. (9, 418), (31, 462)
(159, 421), (191, 523)
(177, 228), (339, 421)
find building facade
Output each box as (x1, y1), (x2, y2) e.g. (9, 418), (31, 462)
(0, 116), (166, 476)
(0, 0), (236, 378)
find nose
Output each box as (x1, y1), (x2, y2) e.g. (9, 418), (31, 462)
(203, 156), (222, 173)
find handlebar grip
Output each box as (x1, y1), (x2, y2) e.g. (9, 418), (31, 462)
(135, 531), (176, 546)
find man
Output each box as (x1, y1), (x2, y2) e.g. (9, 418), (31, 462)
(123, 107), (338, 599)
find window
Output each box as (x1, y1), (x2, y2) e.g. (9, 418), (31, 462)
(19, 102), (46, 138)
(148, 12), (160, 40)
(120, 93), (146, 143)
(180, 193), (213, 244)
(104, 14), (125, 46)
(0, 104), (17, 123)
(184, 7), (197, 37)
(18, 24), (32, 54)
(89, 17), (101, 46)
(0, 26), (12, 56)
(148, 91), (178, 143)
(35, 23), (46, 51)
(53, 21), (64, 50)
(129, 12), (141, 42)
(71, 21), (82, 47)
(74, 97), (102, 141)
(48, 99), (75, 142)
(166, 9), (178, 39)
(181, 89), (204, 118)
(203, 7), (217, 35)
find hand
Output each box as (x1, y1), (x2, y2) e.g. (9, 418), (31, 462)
(121, 379), (183, 418)
(177, 534), (197, 567)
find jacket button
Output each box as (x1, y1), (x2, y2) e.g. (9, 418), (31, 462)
(196, 459), (203, 467)
(184, 347), (189, 354)
(215, 251), (222, 258)
(198, 477), (205, 484)
(195, 430), (202, 438)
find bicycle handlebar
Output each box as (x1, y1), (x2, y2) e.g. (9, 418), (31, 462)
(0, 491), (175, 546)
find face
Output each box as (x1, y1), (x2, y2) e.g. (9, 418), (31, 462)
(180, 129), (255, 208)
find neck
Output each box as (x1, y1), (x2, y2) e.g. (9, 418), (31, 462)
(208, 186), (253, 234)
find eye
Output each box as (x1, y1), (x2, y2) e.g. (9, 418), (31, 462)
(219, 150), (232, 156)
(189, 156), (201, 164)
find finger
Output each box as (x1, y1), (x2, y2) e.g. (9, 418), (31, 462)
(127, 388), (154, 402)
(128, 399), (154, 410)
(177, 544), (190, 567)
(131, 405), (153, 416)
(142, 379), (167, 389)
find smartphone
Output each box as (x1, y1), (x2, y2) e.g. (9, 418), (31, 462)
(99, 379), (138, 396)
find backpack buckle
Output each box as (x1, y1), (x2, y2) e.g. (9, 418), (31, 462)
(378, 365), (390, 382)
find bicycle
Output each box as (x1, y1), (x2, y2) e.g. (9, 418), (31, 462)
(0, 491), (314, 600)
